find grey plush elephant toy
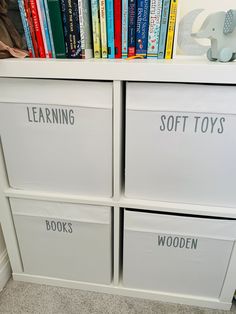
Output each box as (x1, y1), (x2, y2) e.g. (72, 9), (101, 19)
(192, 10), (236, 62)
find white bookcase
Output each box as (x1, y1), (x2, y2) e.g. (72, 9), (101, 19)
(0, 57), (236, 310)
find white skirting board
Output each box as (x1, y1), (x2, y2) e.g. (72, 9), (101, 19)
(0, 250), (11, 291)
(13, 273), (232, 310)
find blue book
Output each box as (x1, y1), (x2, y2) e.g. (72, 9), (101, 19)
(37, 0), (53, 57)
(136, 0), (150, 57)
(106, 0), (115, 58)
(127, 0), (136, 56)
(43, 0), (56, 57)
(122, 0), (129, 58)
(17, 0), (35, 57)
(157, 0), (170, 59)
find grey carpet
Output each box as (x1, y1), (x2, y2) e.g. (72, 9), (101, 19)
(0, 279), (235, 314)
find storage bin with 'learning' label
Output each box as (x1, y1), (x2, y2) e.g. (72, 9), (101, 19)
(0, 78), (112, 197)
(125, 82), (236, 207)
(10, 198), (112, 284)
(123, 209), (236, 298)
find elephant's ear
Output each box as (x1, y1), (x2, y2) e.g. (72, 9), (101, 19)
(224, 10), (236, 34)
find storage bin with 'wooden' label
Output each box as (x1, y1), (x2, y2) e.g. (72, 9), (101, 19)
(123, 209), (236, 298)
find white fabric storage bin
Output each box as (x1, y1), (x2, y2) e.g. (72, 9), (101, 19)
(126, 82), (236, 207)
(0, 78), (113, 197)
(10, 198), (112, 284)
(123, 209), (236, 298)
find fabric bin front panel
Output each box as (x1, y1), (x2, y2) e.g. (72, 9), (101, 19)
(125, 82), (236, 207)
(123, 209), (236, 298)
(10, 198), (112, 284)
(0, 78), (113, 197)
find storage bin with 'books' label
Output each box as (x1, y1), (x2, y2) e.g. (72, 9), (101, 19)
(10, 198), (112, 284)
(125, 82), (236, 207)
(123, 209), (236, 298)
(0, 78), (113, 197)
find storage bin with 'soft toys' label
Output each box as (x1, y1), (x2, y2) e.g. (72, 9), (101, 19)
(126, 82), (236, 207)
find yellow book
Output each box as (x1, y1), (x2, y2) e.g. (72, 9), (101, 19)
(165, 0), (178, 59)
(91, 0), (101, 58)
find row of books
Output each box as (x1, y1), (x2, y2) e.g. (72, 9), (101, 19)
(18, 0), (178, 59)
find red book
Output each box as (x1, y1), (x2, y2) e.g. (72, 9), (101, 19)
(29, 0), (46, 58)
(114, 0), (122, 58)
(24, 0), (39, 57)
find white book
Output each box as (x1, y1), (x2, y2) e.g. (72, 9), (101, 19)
(78, 0), (93, 58)
(147, 0), (163, 58)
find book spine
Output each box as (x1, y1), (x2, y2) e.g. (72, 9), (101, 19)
(147, 0), (162, 58)
(136, 0), (150, 57)
(114, 0), (122, 58)
(43, 0), (56, 57)
(29, 0), (46, 57)
(121, 0), (128, 58)
(60, 0), (69, 56)
(157, 0), (170, 59)
(60, 0), (82, 58)
(82, 0), (93, 58)
(165, 0), (178, 59)
(91, 0), (101, 58)
(99, 0), (108, 58)
(106, 0), (115, 58)
(46, 0), (66, 58)
(127, 0), (136, 57)
(78, 0), (93, 58)
(78, 0), (85, 56)
(36, 0), (52, 57)
(17, 0), (35, 57)
(24, 0), (40, 57)
(72, 0), (82, 58)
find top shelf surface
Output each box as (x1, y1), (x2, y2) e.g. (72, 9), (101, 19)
(0, 57), (236, 84)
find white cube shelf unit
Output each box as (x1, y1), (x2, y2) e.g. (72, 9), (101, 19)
(0, 58), (236, 311)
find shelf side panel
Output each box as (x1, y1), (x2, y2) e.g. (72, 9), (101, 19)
(0, 139), (23, 273)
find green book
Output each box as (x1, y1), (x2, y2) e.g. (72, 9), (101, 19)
(46, 0), (66, 58)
